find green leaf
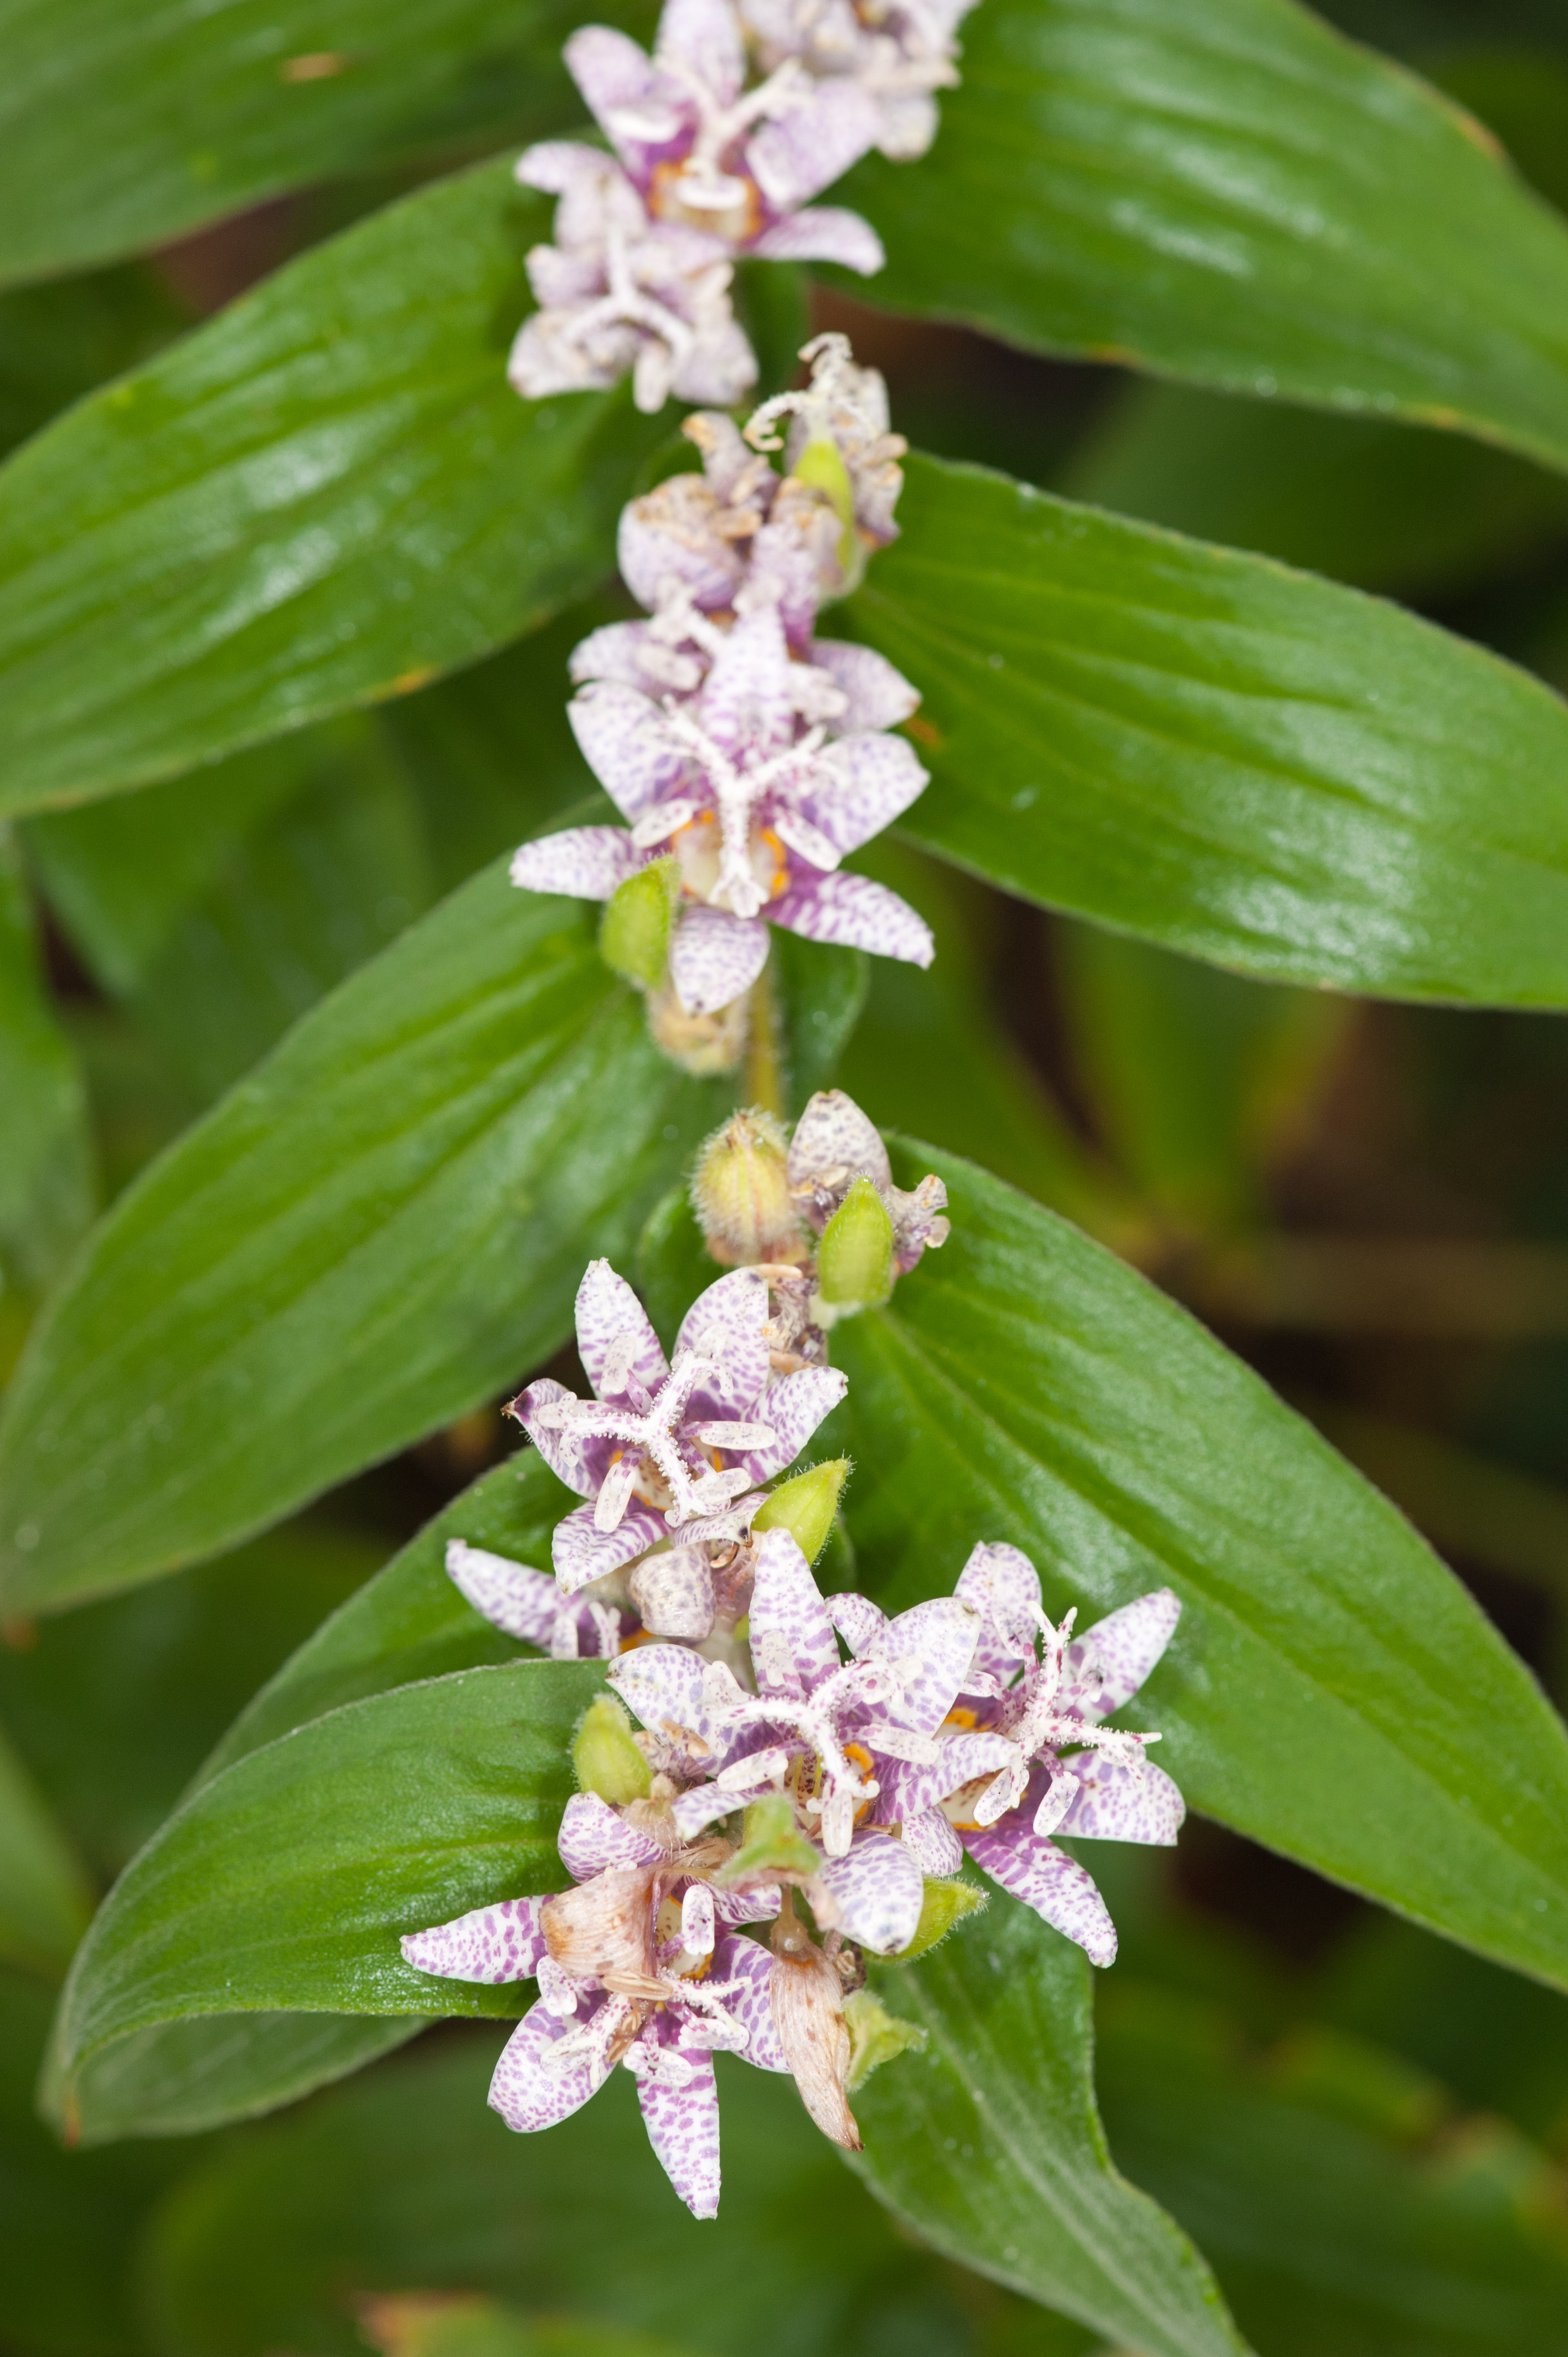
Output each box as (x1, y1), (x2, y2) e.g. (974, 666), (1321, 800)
(0, 0), (656, 286)
(0, 259), (190, 460)
(838, 0), (1568, 476)
(0, 155), (663, 817)
(853, 1891), (1246, 2357)
(0, 856), (724, 1616)
(49, 1658), (602, 2140)
(842, 452), (1568, 1006)
(835, 1142), (1568, 1991)
(360, 2293), (704, 2357)
(0, 1715), (91, 1978)
(1096, 1983), (1568, 2357)
(0, 824), (96, 1308)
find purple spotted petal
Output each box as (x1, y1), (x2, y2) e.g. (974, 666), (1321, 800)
(746, 80), (881, 209)
(677, 1268), (771, 1422)
(568, 681), (688, 821)
(679, 1490), (768, 1547)
(787, 1088), (890, 1193)
(669, 903), (771, 1016)
(489, 1996), (615, 2132)
(880, 1730), (1016, 1823)
(806, 733), (929, 856)
(713, 1880), (782, 1927)
(1062, 1589), (1182, 1722)
(749, 204), (885, 272)
(553, 1499), (669, 1594)
(401, 1893), (548, 1984)
(514, 138), (616, 202)
(558, 1791), (666, 1882)
(873, 1597), (981, 1737)
(508, 1377), (606, 1497)
(770, 867), (935, 966)
(711, 1933), (787, 2070)
(618, 486), (745, 615)
(698, 605), (796, 755)
(510, 826), (639, 903)
(609, 1641), (712, 1749)
(827, 1591), (889, 1656)
(564, 25), (678, 165)
(1055, 1753), (1185, 1846)
(444, 1541), (559, 1646)
(575, 1259), (670, 1400)
(809, 641), (921, 733)
(657, 0), (745, 100)
(900, 1806), (964, 1876)
(963, 1823), (1118, 1968)
(741, 1364), (848, 1481)
(955, 1540), (1043, 1682)
(747, 1526), (840, 1699)
(636, 2041), (722, 2219)
(813, 1831), (924, 1954)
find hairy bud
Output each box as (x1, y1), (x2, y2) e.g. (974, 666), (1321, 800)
(843, 1987), (929, 2091)
(752, 1457), (849, 1563)
(816, 1174), (894, 1310)
(898, 1874), (988, 1962)
(599, 857), (681, 990)
(690, 1107), (804, 1265)
(572, 1695), (652, 1807)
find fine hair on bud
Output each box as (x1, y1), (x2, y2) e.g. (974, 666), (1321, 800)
(752, 1457), (850, 1563)
(690, 1107), (805, 1264)
(816, 1172), (895, 1310)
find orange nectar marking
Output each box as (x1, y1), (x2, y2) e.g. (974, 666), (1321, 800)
(761, 826), (790, 898)
(617, 1627), (658, 1651)
(843, 1742), (875, 1776)
(943, 1706), (979, 1729)
(710, 1449), (724, 1471)
(902, 714), (943, 751)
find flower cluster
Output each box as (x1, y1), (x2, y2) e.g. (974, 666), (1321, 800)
(403, 1123), (1183, 2219)
(508, 0), (974, 410)
(513, 334), (934, 1071)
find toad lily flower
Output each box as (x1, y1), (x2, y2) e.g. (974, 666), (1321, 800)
(510, 1259), (844, 1592)
(510, 0), (885, 410)
(788, 1088), (950, 1277)
(740, 0), (980, 161)
(855, 1542), (1185, 1967)
(401, 1789), (790, 2218)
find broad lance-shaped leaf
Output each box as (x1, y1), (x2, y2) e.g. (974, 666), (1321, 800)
(0, 825), (95, 1308)
(0, 153), (664, 817)
(833, 1143), (1568, 1993)
(837, 0), (1568, 478)
(855, 1896), (1245, 2357)
(47, 1658), (601, 2141)
(0, 1717), (92, 1979)
(0, 855), (725, 1616)
(840, 454), (1568, 1007)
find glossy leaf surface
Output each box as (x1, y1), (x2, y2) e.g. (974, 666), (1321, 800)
(0, 156), (662, 816)
(842, 454), (1568, 1006)
(0, 858), (720, 1614)
(857, 1896), (1245, 2357)
(835, 1144), (1568, 1990)
(0, 826), (95, 1307)
(839, 0), (1568, 475)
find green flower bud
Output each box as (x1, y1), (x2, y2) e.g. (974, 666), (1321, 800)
(689, 1107), (803, 1265)
(752, 1457), (849, 1564)
(790, 434), (858, 578)
(599, 857), (681, 991)
(843, 1986), (929, 2091)
(720, 1791), (822, 1883)
(895, 1874), (988, 1963)
(816, 1174), (894, 1310)
(572, 1694), (651, 1806)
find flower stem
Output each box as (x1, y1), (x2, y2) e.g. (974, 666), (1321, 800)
(744, 961), (784, 1116)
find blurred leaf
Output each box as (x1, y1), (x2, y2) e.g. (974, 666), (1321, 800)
(138, 2034), (1046, 2357)
(1056, 920), (1352, 1237)
(834, 1143), (1568, 1991)
(0, 156), (662, 817)
(49, 1659), (601, 2140)
(838, 0), (1568, 476)
(57, 1005), (199, 1206)
(0, 857), (723, 1615)
(635, 1188), (716, 1358)
(0, 1715), (91, 1978)
(1426, 44), (1568, 215)
(1096, 1984), (1568, 2356)
(767, 932), (868, 1118)
(854, 1893), (1245, 2357)
(1060, 380), (1568, 599)
(843, 454), (1568, 1006)
(0, 0), (656, 285)
(0, 261), (190, 460)
(360, 2293), (702, 2357)
(0, 824), (96, 1303)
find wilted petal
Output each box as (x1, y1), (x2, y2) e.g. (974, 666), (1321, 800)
(1055, 1753), (1186, 1847)
(558, 1791), (666, 1882)
(508, 1376), (604, 1497)
(873, 1597), (981, 1737)
(1062, 1589), (1182, 1722)
(741, 1364), (848, 1481)
(444, 1540), (559, 1646)
(807, 732), (929, 855)
(678, 1267), (771, 1421)
(635, 2042), (722, 2219)
(510, 826), (639, 902)
(747, 79), (881, 210)
(809, 640), (920, 733)
(748, 1526), (840, 1698)
(963, 1824), (1118, 1968)
(714, 1933), (789, 2070)
(813, 1831), (924, 1955)
(771, 867), (935, 965)
(900, 1806), (964, 1876)
(553, 1500), (670, 1594)
(827, 1591), (889, 1656)
(543, 1863), (659, 1984)
(768, 1946), (860, 2147)
(489, 1996), (617, 2132)
(575, 1259), (670, 1400)
(401, 1893), (548, 1984)
(569, 681), (689, 821)
(619, 475), (746, 613)
(669, 903), (771, 1015)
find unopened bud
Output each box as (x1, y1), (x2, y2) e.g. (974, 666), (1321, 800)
(816, 1175), (894, 1310)
(721, 1792), (822, 1883)
(896, 1874), (987, 1963)
(843, 1986), (929, 2090)
(599, 858), (680, 990)
(752, 1458), (849, 1564)
(647, 981), (749, 1076)
(690, 1108), (803, 1265)
(572, 1694), (651, 1806)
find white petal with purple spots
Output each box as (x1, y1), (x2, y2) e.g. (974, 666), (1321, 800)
(809, 640), (921, 733)
(557, 1791), (664, 1882)
(813, 1831), (924, 1954)
(808, 732), (929, 855)
(771, 867), (935, 965)
(827, 1591), (889, 1656)
(963, 1824), (1118, 1968)
(669, 903), (771, 1015)
(741, 1364), (847, 1481)
(552, 1499), (669, 1594)
(510, 826), (639, 903)
(509, 1376), (604, 1497)
(873, 1597), (980, 1736)
(575, 1260), (670, 1399)
(444, 1541), (558, 1646)
(634, 2041), (722, 2219)
(400, 1894), (548, 1985)
(900, 1806), (964, 1876)
(1062, 1589), (1182, 1722)
(1054, 1753), (1186, 1846)
(568, 681), (688, 820)
(489, 1996), (618, 2132)
(714, 1933), (788, 2070)
(677, 1268), (771, 1421)
(747, 1526), (840, 1698)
